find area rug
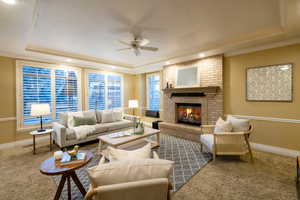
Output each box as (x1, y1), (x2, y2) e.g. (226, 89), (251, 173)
(53, 134), (212, 200)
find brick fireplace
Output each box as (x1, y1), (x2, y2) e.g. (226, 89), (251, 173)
(159, 55), (223, 140)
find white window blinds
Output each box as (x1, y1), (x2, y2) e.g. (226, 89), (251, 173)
(18, 63), (81, 128)
(87, 73), (122, 110)
(55, 69), (79, 119)
(88, 73), (105, 110)
(22, 66), (52, 125)
(147, 74), (160, 111)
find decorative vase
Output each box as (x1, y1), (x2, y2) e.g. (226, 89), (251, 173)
(54, 151), (63, 161)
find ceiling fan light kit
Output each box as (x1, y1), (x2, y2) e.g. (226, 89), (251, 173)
(118, 35), (159, 56)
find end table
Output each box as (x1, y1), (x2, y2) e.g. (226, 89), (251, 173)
(297, 156), (300, 184)
(30, 129), (53, 154)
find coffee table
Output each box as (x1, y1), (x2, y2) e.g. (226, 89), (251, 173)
(40, 151), (93, 200)
(98, 127), (160, 158)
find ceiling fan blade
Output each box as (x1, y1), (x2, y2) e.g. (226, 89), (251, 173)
(117, 47), (132, 51)
(118, 40), (131, 46)
(139, 38), (149, 46)
(140, 46), (158, 51)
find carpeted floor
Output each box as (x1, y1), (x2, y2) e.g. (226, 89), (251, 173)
(0, 134), (299, 200)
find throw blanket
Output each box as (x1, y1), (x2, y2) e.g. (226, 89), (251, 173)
(71, 125), (96, 140)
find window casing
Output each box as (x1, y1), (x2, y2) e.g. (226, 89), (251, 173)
(86, 71), (123, 110)
(146, 73), (160, 111)
(16, 61), (82, 130)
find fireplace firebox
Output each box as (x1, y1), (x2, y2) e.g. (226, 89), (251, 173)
(176, 103), (201, 126)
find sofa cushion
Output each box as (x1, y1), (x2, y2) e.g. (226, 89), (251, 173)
(59, 112), (68, 127)
(113, 110), (123, 121)
(227, 115), (250, 132)
(102, 110), (115, 123)
(106, 120), (133, 131)
(87, 159), (174, 187)
(214, 117), (232, 133)
(200, 134), (214, 152)
(107, 143), (152, 161)
(95, 110), (102, 123)
(82, 110), (97, 122)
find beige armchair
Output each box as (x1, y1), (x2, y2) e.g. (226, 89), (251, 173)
(85, 178), (171, 200)
(200, 123), (254, 161)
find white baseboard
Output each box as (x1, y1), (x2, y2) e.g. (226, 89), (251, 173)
(0, 135), (49, 150)
(251, 142), (300, 158)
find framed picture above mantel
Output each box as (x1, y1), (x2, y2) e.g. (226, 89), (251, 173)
(246, 63), (293, 102)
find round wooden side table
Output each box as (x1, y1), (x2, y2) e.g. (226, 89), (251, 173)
(40, 151), (93, 200)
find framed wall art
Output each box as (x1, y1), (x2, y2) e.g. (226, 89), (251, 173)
(246, 63), (293, 102)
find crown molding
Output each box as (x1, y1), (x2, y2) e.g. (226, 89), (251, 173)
(25, 44), (133, 68)
(0, 51), (135, 74)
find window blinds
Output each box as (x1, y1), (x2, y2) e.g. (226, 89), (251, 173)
(88, 73), (122, 110)
(147, 74), (160, 111)
(22, 66), (52, 125)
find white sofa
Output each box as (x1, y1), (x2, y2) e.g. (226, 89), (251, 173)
(52, 110), (137, 148)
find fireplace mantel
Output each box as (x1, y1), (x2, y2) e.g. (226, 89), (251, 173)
(162, 86), (219, 98)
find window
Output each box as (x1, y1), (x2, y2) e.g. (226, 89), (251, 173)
(55, 70), (79, 119)
(22, 66), (52, 125)
(147, 74), (160, 111)
(87, 72), (123, 110)
(17, 61), (81, 129)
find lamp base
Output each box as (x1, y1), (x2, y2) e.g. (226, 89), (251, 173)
(37, 128), (46, 132)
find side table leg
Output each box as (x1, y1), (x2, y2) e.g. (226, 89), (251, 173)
(54, 174), (67, 200)
(33, 135), (36, 154)
(50, 132), (52, 151)
(71, 171), (87, 196)
(67, 175), (71, 200)
(157, 133), (160, 147)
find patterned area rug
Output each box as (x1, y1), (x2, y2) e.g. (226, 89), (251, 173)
(53, 134), (212, 200)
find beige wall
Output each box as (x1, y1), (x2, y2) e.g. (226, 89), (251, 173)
(0, 56), (135, 144)
(224, 44), (300, 151)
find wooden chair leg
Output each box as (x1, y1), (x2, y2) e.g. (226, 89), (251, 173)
(244, 135), (253, 163)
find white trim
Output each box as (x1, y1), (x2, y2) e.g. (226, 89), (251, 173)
(0, 135), (49, 150)
(229, 114), (300, 124)
(0, 117), (16, 122)
(251, 142), (300, 158)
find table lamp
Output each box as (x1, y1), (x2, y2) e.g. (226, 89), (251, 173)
(128, 100), (138, 116)
(31, 103), (51, 132)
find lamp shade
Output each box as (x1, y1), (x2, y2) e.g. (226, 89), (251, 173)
(30, 104), (51, 116)
(128, 100), (138, 108)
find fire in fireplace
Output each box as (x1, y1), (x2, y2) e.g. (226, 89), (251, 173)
(176, 103), (201, 126)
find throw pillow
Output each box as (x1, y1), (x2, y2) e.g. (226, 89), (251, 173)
(101, 110), (114, 123)
(214, 117), (233, 133)
(67, 111), (83, 128)
(113, 110), (123, 121)
(95, 110), (102, 123)
(59, 112), (68, 127)
(107, 143), (152, 161)
(227, 115), (250, 132)
(87, 158), (174, 187)
(73, 116), (97, 127)
(82, 110), (97, 122)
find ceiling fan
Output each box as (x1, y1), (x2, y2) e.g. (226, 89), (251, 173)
(117, 36), (159, 56)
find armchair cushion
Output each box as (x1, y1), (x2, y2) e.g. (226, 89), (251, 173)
(227, 115), (250, 132)
(87, 159), (174, 187)
(107, 143), (151, 161)
(214, 117), (232, 133)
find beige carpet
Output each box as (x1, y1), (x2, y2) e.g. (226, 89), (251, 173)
(0, 139), (299, 200)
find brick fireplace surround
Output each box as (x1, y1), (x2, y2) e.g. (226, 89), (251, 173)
(159, 55), (223, 141)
